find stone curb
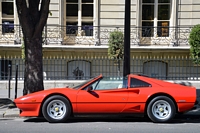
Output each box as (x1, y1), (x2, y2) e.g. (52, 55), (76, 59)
(0, 108), (20, 118)
(0, 98), (19, 118)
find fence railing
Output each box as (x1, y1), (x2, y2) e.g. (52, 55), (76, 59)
(0, 24), (192, 46)
(0, 55), (200, 81)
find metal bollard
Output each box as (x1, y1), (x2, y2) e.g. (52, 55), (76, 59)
(15, 64), (18, 99)
(8, 64), (11, 98)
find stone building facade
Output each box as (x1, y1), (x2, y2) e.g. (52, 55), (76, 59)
(0, 0), (200, 80)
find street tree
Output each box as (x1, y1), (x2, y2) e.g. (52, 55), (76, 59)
(189, 24), (200, 64)
(108, 30), (124, 76)
(15, 0), (50, 95)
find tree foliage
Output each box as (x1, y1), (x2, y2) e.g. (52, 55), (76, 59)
(15, 0), (50, 95)
(108, 30), (124, 76)
(108, 31), (124, 60)
(189, 24), (200, 64)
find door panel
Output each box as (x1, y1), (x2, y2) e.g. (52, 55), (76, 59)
(123, 88), (146, 113)
(76, 89), (128, 113)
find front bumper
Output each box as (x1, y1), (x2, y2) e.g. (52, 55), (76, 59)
(15, 103), (41, 117)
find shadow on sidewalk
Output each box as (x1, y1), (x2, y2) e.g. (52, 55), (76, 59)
(0, 98), (16, 109)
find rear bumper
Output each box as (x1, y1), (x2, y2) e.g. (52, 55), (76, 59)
(177, 102), (196, 113)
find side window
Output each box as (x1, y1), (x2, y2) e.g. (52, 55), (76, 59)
(83, 77), (127, 91)
(86, 77), (125, 90)
(95, 80), (122, 90)
(130, 78), (151, 88)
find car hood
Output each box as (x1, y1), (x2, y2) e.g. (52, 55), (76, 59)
(14, 87), (74, 104)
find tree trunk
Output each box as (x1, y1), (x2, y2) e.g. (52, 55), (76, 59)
(117, 59), (120, 77)
(23, 37), (44, 95)
(15, 0), (50, 95)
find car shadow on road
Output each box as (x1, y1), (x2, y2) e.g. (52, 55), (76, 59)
(24, 116), (151, 123)
(23, 115), (200, 124)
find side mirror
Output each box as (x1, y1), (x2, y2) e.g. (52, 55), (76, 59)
(86, 86), (93, 92)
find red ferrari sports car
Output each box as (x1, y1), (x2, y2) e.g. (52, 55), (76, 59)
(14, 74), (197, 123)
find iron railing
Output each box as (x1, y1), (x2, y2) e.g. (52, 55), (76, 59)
(0, 24), (192, 46)
(0, 55), (200, 81)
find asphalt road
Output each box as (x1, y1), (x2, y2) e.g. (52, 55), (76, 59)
(0, 116), (200, 133)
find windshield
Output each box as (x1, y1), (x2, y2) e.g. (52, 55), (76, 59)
(72, 76), (100, 89)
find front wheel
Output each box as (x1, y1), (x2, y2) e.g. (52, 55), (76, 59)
(42, 95), (71, 123)
(147, 96), (176, 123)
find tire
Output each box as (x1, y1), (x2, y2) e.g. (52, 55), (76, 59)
(42, 95), (71, 123)
(147, 96), (176, 123)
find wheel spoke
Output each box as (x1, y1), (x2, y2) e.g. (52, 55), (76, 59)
(58, 104), (63, 109)
(47, 100), (67, 119)
(54, 112), (59, 117)
(163, 110), (169, 115)
(152, 100), (172, 120)
(52, 103), (57, 108)
(163, 105), (167, 109)
(155, 111), (161, 116)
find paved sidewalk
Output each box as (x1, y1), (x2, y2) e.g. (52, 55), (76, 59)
(0, 98), (20, 118)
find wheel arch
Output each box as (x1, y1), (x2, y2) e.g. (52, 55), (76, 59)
(39, 93), (73, 117)
(144, 93), (178, 115)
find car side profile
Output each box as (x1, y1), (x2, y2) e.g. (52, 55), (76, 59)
(14, 74), (197, 123)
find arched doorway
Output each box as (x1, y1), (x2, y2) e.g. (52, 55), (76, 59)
(143, 60), (167, 79)
(67, 60), (91, 79)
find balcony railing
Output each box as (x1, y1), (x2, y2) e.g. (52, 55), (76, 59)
(0, 24), (192, 46)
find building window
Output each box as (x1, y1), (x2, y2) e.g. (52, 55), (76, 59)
(82, 0), (93, 17)
(1, 1), (14, 34)
(66, 1), (78, 16)
(66, 0), (93, 36)
(142, 0), (171, 37)
(2, 2), (13, 15)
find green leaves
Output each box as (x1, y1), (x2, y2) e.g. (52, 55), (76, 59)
(189, 24), (200, 64)
(108, 31), (124, 60)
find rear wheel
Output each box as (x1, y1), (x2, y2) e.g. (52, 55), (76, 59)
(147, 96), (176, 123)
(42, 95), (71, 123)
